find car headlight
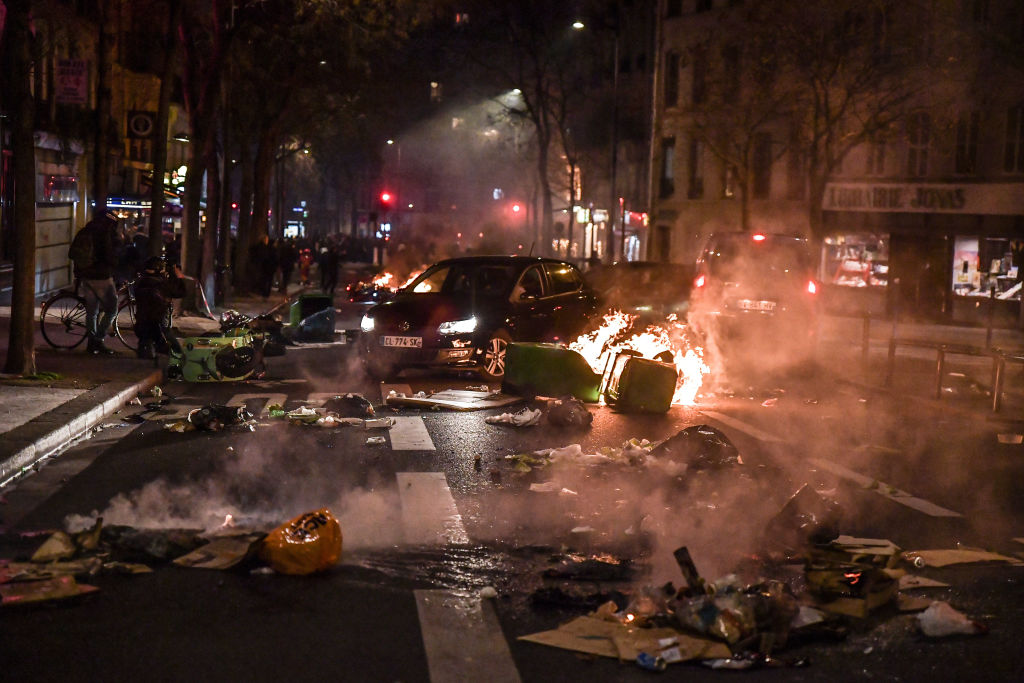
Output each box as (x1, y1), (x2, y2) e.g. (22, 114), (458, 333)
(360, 314), (374, 333)
(438, 316), (478, 335)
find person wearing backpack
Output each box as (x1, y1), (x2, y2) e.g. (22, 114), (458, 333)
(69, 210), (122, 355)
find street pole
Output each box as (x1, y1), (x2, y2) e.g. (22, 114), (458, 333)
(609, 29), (620, 264)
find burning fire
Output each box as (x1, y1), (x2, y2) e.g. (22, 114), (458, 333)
(372, 272), (394, 288)
(569, 310), (710, 405)
(401, 269), (424, 289)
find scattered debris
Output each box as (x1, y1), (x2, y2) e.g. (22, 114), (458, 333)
(485, 408), (543, 427)
(763, 484), (842, 553)
(187, 404), (255, 432)
(386, 389), (522, 411)
(903, 549), (1024, 567)
(1, 575), (98, 605)
(366, 436), (387, 446)
(650, 425), (742, 471)
(173, 535), (264, 570)
(544, 397), (593, 429)
(917, 601), (988, 637)
(321, 393), (375, 417)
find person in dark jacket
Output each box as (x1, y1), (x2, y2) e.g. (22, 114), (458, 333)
(133, 256), (186, 359)
(249, 235), (278, 299)
(277, 239), (298, 294)
(74, 210), (122, 355)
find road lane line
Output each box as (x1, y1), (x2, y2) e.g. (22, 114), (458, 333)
(699, 410), (962, 518)
(389, 416), (435, 451)
(415, 589), (521, 683)
(809, 458), (962, 518)
(396, 472), (469, 545)
(699, 410), (784, 443)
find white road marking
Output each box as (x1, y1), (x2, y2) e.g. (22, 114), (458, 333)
(389, 416), (435, 451)
(809, 458), (962, 518)
(396, 472), (469, 545)
(415, 590), (520, 683)
(226, 393), (288, 416)
(700, 410), (784, 443)
(700, 410), (962, 518)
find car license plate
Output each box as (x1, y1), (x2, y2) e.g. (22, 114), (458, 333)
(380, 335), (422, 348)
(737, 299), (776, 312)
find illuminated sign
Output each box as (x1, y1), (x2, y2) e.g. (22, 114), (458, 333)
(823, 182), (1024, 215)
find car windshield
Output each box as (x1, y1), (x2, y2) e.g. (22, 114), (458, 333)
(408, 262), (518, 297)
(704, 236), (812, 283)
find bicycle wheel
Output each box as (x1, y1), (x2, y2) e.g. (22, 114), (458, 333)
(40, 293), (89, 349)
(113, 297), (138, 350)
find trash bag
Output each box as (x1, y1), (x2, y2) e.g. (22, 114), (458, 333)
(321, 393), (375, 418)
(650, 425), (742, 470)
(546, 397), (593, 429)
(188, 404), (253, 431)
(763, 484), (842, 550)
(215, 346), (260, 379)
(258, 509), (342, 575)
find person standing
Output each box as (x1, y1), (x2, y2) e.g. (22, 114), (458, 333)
(320, 244), (340, 295)
(69, 210), (122, 355)
(249, 235), (278, 299)
(277, 238), (298, 294)
(133, 256), (186, 359)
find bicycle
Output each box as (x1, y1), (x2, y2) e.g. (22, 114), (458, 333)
(39, 278), (138, 350)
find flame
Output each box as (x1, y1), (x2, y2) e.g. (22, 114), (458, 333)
(569, 310), (710, 405)
(401, 269), (424, 289)
(372, 272), (394, 288)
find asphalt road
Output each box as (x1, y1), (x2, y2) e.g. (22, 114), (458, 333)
(1, 341), (1023, 682)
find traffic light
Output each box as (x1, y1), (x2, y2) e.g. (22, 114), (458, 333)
(379, 191), (394, 207)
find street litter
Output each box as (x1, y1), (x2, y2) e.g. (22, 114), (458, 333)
(187, 404), (255, 432)
(366, 436), (387, 446)
(173, 535), (264, 570)
(321, 393), (375, 417)
(528, 482), (577, 495)
(258, 508), (341, 575)
(485, 408), (542, 427)
(1, 575), (98, 606)
(386, 389), (523, 411)
(917, 601), (988, 637)
(544, 397), (593, 428)
(364, 417), (395, 429)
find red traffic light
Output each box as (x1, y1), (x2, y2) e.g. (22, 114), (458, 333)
(380, 191), (393, 204)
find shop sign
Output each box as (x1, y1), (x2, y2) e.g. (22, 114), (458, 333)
(56, 60), (88, 105)
(823, 182), (1024, 215)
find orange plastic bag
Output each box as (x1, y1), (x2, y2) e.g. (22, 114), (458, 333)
(259, 508), (342, 575)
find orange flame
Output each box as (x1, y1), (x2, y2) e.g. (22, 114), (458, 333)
(401, 269), (424, 289)
(569, 310), (709, 405)
(372, 272), (394, 288)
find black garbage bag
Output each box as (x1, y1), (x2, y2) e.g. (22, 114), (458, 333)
(321, 393), (375, 418)
(650, 424), (742, 470)
(188, 404), (253, 431)
(763, 484), (843, 551)
(545, 397), (593, 429)
(215, 346), (260, 379)
(101, 525), (204, 562)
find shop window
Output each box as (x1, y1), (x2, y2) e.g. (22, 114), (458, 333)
(687, 135), (704, 199)
(664, 51), (680, 108)
(823, 234), (889, 288)
(906, 112), (930, 177)
(691, 46), (707, 105)
(955, 111), (979, 175)
(659, 137), (676, 198)
(1005, 105), (1024, 173)
(866, 136), (886, 176)
(953, 236), (1022, 302)
(752, 133), (772, 199)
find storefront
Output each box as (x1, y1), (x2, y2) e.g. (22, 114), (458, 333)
(822, 181), (1024, 326)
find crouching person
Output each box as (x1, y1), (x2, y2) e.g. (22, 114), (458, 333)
(135, 256), (186, 359)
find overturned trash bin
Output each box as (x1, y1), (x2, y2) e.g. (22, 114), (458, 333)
(502, 342), (602, 402)
(288, 294), (336, 343)
(601, 350), (677, 413)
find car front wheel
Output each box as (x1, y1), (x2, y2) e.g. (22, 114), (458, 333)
(479, 329), (511, 381)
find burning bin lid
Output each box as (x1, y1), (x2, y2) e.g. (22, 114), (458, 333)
(601, 350), (678, 413)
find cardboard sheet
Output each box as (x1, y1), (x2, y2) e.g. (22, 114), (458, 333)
(173, 535), (262, 570)
(518, 616), (730, 662)
(905, 549), (1024, 567)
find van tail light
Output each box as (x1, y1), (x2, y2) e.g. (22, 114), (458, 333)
(752, 233), (767, 242)
(694, 274), (706, 289)
(807, 280), (818, 295)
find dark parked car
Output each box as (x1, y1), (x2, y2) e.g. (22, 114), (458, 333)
(584, 261), (694, 323)
(358, 256), (600, 380)
(689, 232), (820, 359)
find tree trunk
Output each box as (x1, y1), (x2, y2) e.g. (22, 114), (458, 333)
(4, 0), (37, 376)
(148, 0), (182, 258)
(251, 127), (277, 247)
(534, 126), (554, 258)
(201, 130), (220, 306)
(233, 142), (255, 286)
(92, 0), (113, 211)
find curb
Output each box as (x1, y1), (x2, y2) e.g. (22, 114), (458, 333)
(0, 368), (163, 486)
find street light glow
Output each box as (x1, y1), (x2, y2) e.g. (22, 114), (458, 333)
(572, 20), (585, 30)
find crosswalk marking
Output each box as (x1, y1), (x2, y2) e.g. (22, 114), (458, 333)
(396, 472), (468, 545)
(389, 416), (435, 451)
(415, 590), (520, 683)
(700, 410), (962, 518)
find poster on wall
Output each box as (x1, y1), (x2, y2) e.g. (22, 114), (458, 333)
(952, 236), (979, 295)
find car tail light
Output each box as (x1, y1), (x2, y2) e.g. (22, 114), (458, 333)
(694, 274), (706, 288)
(752, 233), (766, 242)
(807, 280), (818, 295)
